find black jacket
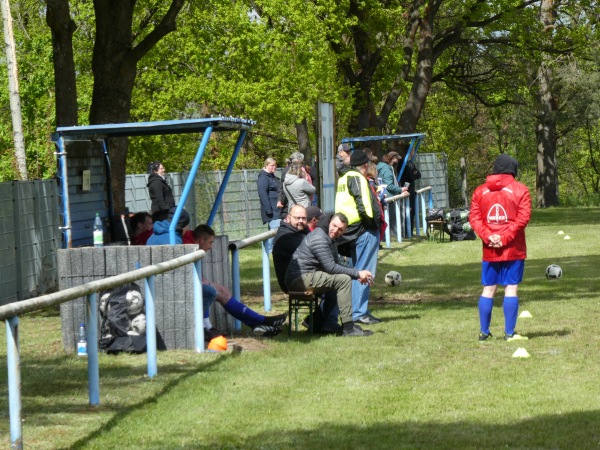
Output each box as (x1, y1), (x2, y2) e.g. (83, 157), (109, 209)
(147, 173), (175, 214)
(285, 226), (359, 288)
(272, 221), (308, 292)
(257, 170), (282, 224)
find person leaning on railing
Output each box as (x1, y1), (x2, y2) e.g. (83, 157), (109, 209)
(193, 225), (288, 338)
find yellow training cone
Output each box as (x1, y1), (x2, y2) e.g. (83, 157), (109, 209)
(512, 347), (530, 358)
(519, 311), (533, 318)
(557, 230), (564, 235)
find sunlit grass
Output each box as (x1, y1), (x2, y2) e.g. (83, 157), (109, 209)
(1, 207), (599, 449)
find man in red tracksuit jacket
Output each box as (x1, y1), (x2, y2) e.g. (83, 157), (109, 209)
(469, 154), (531, 342)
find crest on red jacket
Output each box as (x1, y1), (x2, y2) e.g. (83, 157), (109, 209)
(487, 204), (508, 223)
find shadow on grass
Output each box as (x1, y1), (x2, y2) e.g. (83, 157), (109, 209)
(67, 351), (241, 449)
(124, 410), (600, 448)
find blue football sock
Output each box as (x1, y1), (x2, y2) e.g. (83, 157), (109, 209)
(222, 297), (264, 327)
(478, 296), (494, 335)
(503, 296), (519, 335)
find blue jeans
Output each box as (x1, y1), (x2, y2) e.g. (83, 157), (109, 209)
(202, 283), (217, 319)
(351, 229), (380, 320)
(265, 219), (281, 254)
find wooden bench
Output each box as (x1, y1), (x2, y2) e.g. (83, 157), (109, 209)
(287, 290), (318, 335)
(427, 219), (446, 243)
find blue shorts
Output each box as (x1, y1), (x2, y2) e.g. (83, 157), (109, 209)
(481, 260), (524, 286)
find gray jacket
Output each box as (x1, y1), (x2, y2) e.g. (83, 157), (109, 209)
(285, 227), (359, 287)
(283, 174), (316, 208)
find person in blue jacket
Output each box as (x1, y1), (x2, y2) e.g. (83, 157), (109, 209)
(147, 207), (189, 245)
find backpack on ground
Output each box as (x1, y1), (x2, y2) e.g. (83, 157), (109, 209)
(98, 283), (147, 354)
(444, 208), (476, 241)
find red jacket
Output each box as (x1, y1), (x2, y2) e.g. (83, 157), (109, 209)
(469, 174), (531, 262)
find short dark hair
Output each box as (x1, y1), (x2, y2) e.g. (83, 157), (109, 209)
(147, 161), (162, 175)
(130, 212), (151, 231)
(193, 224), (215, 241)
(331, 212), (349, 225)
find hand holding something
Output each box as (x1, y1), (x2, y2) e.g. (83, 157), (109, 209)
(358, 270), (374, 285)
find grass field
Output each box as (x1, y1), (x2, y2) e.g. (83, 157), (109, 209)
(1, 207), (600, 449)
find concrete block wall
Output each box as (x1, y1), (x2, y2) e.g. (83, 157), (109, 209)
(58, 238), (233, 353)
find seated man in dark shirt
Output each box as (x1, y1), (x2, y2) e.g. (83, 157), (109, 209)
(285, 213), (374, 337)
(273, 205), (340, 334)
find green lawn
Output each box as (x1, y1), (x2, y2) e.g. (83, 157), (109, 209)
(1, 207), (600, 449)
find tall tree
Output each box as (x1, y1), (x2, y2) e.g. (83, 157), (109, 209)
(534, 0), (559, 207)
(46, 0), (78, 127)
(1, 0), (27, 179)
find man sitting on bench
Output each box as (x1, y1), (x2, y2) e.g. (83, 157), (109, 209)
(285, 213), (374, 337)
(273, 205), (340, 334)
(193, 225), (287, 338)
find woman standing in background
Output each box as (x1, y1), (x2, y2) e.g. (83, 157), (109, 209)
(147, 161), (176, 214)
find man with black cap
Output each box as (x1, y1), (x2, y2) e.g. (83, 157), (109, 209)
(147, 207), (190, 245)
(335, 148), (384, 325)
(469, 153), (531, 342)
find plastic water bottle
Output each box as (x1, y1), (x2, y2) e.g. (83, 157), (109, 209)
(93, 213), (103, 247)
(77, 323), (87, 357)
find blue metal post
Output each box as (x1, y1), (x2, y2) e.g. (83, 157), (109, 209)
(230, 247), (242, 331)
(421, 193), (427, 233)
(405, 197), (412, 239)
(144, 275), (157, 378)
(395, 201), (402, 243)
(384, 207), (391, 248)
(170, 126), (214, 244)
(261, 241), (272, 312)
(86, 293), (100, 405)
(415, 194), (421, 236)
(428, 190), (434, 209)
(6, 317), (22, 449)
(208, 130), (247, 226)
(56, 137), (72, 248)
(192, 260), (205, 352)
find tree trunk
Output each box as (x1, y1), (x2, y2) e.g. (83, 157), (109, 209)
(89, 0), (185, 213)
(1, 0), (27, 180)
(396, 1), (433, 135)
(535, 0), (559, 207)
(295, 119), (312, 163)
(46, 0), (78, 127)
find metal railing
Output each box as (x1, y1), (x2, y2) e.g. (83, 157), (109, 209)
(382, 186), (434, 247)
(229, 229), (278, 321)
(0, 249), (208, 449)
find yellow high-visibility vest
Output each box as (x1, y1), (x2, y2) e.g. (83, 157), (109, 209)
(335, 171), (373, 225)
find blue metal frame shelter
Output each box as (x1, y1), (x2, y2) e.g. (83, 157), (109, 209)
(340, 133), (426, 182)
(340, 133), (427, 241)
(51, 117), (255, 247)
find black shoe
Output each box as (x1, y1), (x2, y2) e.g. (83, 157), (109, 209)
(342, 323), (373, 337)
(355, 314), (382, 325)
(204, 327), (224, 342)
(263, 313), (288, 327)
(252, 325), (282, 338)
(479, 331), (493, 342)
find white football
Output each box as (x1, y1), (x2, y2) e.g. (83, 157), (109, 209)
(546, 264), (562, 279)
(130, 313), (146, 335)
(385, 270), (402, 287)
(99, 292), (111, 316)
(126, 289), (144, 316)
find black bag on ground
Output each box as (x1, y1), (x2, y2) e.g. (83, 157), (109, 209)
(444, 208), (476, 241)
(99, 283), (147, 354)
